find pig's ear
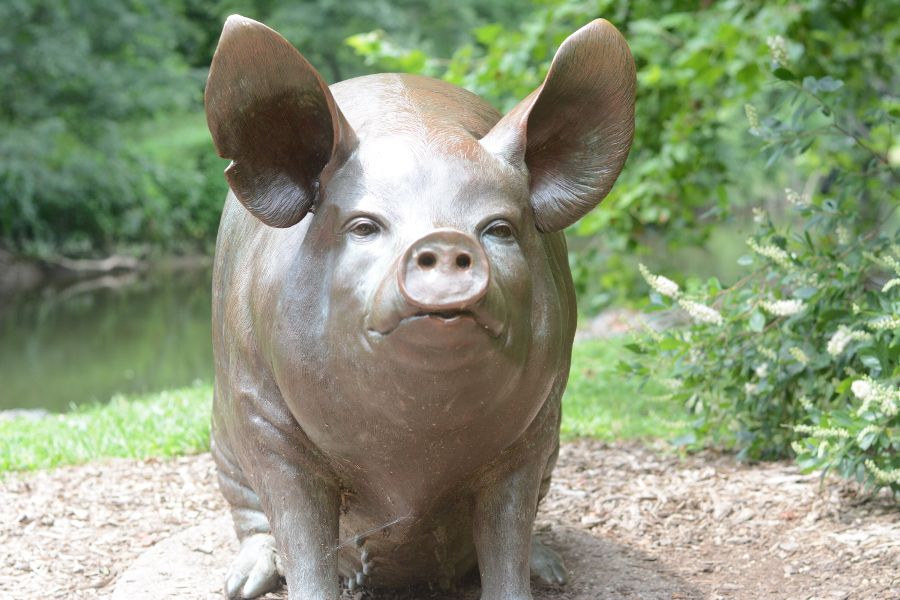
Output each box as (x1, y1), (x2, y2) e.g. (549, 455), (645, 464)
(205, 15), (357, 228)
(480, 19), (635, 233)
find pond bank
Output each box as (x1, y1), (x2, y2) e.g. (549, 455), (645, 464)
(0, 249), (211, 297)
(0, 385), (212, 472)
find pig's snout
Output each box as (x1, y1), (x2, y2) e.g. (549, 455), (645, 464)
(398, 230), (489, 312)
(366, 229), (504, 339)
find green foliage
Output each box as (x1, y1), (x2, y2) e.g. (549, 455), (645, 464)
(348, 0), (898, 307)
(0, 0), (214, 255)
(259, 0), (530, 82)
(0, 384), (212, 472)
(2, 0), (896, 332)
(130, 113), (230, 251)
(627, 38), (899, 495)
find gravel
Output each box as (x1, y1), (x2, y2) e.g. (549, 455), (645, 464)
(1, 441), (897, 599)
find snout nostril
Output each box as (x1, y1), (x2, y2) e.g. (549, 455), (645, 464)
(418, 252), (437, 269)
(399, 230), (489, 311)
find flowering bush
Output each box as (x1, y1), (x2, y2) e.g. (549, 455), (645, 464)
(628, 35), (899, 495)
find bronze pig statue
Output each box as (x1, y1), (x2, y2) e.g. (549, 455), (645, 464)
(206, 14), (634, 600)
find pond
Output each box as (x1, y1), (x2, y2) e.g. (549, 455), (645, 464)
(0, 266), (213, 413)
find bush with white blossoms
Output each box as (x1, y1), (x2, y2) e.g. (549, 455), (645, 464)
(760, 299), (805, 317)
(632, 219), (898, 494)
(624, 39), (899, 496)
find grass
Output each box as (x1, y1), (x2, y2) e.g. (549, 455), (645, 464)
(0, 337), (688, 473)
(0, 384), (212, 473)
(561, 337), (690, 441)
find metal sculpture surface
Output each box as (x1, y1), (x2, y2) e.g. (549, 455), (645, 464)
(206, 14), (635, 600)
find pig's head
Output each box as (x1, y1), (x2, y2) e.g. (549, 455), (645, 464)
(205, 16), (634, 376)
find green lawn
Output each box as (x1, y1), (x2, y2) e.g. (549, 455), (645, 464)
(0, 385), (212, 472)
(0, 338), (686, 473)
(562, 337), (689, 441)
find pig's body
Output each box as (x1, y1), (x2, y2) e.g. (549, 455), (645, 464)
(206, 16), (633, 600)
(211, 73), (576, 587)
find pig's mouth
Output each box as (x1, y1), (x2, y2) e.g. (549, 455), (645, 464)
(417, 310), (472, 321)
(367, 305), (505, 339)
(364, 260), (508, 341)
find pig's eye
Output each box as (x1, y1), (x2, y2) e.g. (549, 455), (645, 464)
(484, 220), (515, 240)
(347, 218), (381, 240)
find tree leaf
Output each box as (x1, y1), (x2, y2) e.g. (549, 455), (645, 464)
(817, 76), (844, 92)
(773, 68), (797, 81)
(749, 310), (766, 332)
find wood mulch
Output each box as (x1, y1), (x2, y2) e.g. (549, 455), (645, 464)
(1, 441), (897, 599)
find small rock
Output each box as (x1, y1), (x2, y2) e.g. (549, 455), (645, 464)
(534, 521), (552, 532)
(580, 515), (602, 528)
(726, 536), (751, 545)
(732, 508), (755, 524)
(713, 503), (733, 520)
(779, 541), (799, 553)
(0, 408), (50, 421)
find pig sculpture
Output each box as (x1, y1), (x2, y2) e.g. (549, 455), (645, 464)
(206, 14), (634, 600)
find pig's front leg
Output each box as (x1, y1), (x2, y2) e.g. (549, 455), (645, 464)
(226, 401), (342, 600)
(262, 463), (340, 600)
(472, 457), (545, 600)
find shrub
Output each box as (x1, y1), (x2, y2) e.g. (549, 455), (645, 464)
(627, 34), (899, 495)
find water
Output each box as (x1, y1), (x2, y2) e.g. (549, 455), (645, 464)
(0, 266), (213, 412)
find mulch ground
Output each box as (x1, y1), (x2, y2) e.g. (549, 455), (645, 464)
(1, 440), (897, 599)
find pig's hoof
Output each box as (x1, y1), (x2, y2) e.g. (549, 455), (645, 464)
(225, 533), (284, 599)
(344, 540), (373, 592)
(345, 571), (366, 592)
(530, 536), (567, 586)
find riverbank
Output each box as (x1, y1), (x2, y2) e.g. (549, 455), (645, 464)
(0, 249), (211, 297)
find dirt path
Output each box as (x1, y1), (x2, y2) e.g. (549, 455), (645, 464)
(1, 441), (896, 599)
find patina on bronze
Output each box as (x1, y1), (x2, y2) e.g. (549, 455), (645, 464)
(206, 14), (635, 600)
